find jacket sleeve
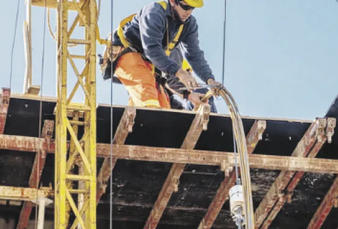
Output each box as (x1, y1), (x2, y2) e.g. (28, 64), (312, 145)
(180, 17), (215, 83)
(138, 3), (181, 76)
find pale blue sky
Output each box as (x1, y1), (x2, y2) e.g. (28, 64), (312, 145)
(1, 0), (338, 120)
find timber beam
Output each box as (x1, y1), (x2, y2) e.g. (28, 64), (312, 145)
(0, 186), (52, 202)
(17, 120), (54, 229)
(96, 106), (136, 204)
(198, 120), (266, 229)
(143, 104), (211, 229)
(1, 135), (338, 173)
(255, 118), (336, 229)
(0, 88), (11, 135)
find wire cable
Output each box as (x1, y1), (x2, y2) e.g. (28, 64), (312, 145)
(34, 0), (47, 227)
(9, 0), (21, 89)
(109, 0), (114, 228)
(232, 128), (240, 185)
(221, 0), (227, 86)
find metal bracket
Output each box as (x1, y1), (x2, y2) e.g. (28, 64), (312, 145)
(286, 191), (293, 204)
(278, 193), (286, 202)
(257, 120), (267, 141)
(326, 118), (336, 144)
(0, 88), (11, 135)
(316, 118), (327, 143)
(199, 104), (210, 131)
(333, 196), (338, 208)
(0, 88), (10, 111)
(40, 120), (54, 159)
(172, 178), (179, 193)
(125, 106), (136, 133)
(42, 120), (54, 143)
(220, 160), (233, 177)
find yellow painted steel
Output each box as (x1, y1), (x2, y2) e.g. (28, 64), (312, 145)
(54, 0), (98, 228)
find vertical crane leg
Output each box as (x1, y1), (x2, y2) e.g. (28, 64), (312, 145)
(54, 0), (98, 228)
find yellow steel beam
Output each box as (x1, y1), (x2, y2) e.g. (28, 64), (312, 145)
(54, 0), (97, 228)
(65, 112), (79, 227)
(32, 0), (77, 10)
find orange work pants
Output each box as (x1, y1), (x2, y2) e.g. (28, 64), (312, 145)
(115, 52), (170, 109)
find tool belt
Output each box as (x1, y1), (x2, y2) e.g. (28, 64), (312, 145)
(100, 46), (135, 83)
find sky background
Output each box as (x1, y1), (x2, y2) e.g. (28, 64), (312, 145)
(1, 0), (338, 120)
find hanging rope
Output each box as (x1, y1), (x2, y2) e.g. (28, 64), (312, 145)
(34, 0), (47, 228)
(9, 0), (21, 89)
(221, 0), (227, 86)
(109, 0), (114, 228)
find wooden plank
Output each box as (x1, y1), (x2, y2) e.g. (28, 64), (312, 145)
(254, 119), (326, 228)
(96, 106), (136, 204)
(0, 88), (10, 135)
(16, 120), (54, 229)
(198, 120), (266, 229)
(1, 135), (338, 173)
(143, 104), (211, 229)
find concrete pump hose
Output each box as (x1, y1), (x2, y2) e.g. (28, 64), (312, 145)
(218, 86), (255, 229)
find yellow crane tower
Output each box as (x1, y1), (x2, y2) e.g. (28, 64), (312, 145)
(28, 0), (106, 228)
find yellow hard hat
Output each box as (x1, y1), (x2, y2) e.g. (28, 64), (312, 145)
(184, 0), (203, 8)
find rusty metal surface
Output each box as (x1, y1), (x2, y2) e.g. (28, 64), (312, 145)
(307, 177), (338, 229)
(16, 120), (54, 229)
(1, 95), (338, 228)
(144, 104), (211, 229)
(254, 120), (325, 228)
(257, 117), (336, 228)
(198, 120), (266, 229)
(0, 186), (52, 201)
(2, 135), (338, 173)
(96, 106), (136, 204)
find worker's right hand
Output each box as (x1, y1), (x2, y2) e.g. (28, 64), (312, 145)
(188, 92), (204, 107)
(175, 68), (199, 89)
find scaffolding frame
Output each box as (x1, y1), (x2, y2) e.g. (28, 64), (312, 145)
(1, 0), (338, 228)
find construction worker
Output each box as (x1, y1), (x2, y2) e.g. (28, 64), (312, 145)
(165, 45), (218, 113)
(99, 34), (217, 111)
(103, 0), (221, 109)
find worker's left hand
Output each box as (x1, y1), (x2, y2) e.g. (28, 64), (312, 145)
(207, 78), (222, 96)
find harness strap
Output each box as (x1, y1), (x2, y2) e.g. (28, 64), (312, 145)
(165, 25), (184, 56)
